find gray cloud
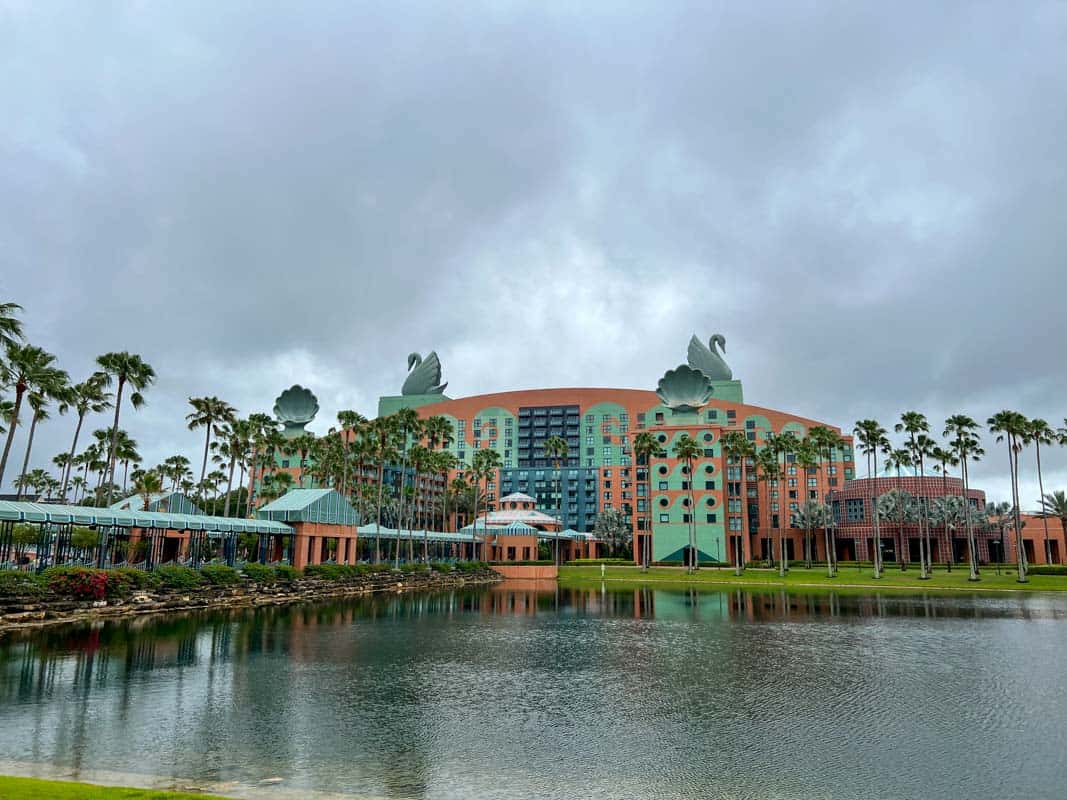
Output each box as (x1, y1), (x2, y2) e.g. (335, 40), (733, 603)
(2, 1), (1065, 505)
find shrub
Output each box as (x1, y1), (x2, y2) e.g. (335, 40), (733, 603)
(43, 567), (107, 601)
(0, 571), (46, 597)
(155, 565), (204, 590)
(455, 561), (488, 574)
(304, 563), (363, 582)
(105, 567), (160, 598)
(242, 563), (277, 584)
(571, 558), (630, 565)
(70, 527), (100, 551)
(1026, 565), (1067, 576)
(399, 563), (429, 573)
(199, 564), (240, 586)
(433, 562), (454, 573)
(274, 565), (303, 582)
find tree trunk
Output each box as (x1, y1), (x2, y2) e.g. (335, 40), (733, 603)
(60, 412), (86, 501)
(200, 426), (212, 486)
(374, 461), (385, 563)
(104, 378), (125, 506)
(0, 386), (26, 488)
(223, 457), (236, 517)
(15, 411), (41, 500)
(1012, 442), (1026, 582)
(872, 450), (883, 578)
(1036, 442), (1051, 564)
(962, 454), (978, 581)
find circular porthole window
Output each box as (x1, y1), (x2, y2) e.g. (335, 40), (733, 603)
(658, 465), (668, 475)
(703, 433), (713, 442)
(681, 466), (690, 475)
(657, 433), (667, 443)
(704, 465), (714, 474)
(682, 498), (690, 507)
(706, 497), (716, 507)
(659, 498), (669, 507)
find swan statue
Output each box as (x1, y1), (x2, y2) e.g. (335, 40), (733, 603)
(401, 351), (448, 395)
(687, 334), (733, 381)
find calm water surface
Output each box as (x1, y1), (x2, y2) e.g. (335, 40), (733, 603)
(1, 582), (1066, 800)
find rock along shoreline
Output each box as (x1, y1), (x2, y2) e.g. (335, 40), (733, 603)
(0, 568), (502, 634)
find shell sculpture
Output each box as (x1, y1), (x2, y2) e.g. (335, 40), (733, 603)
(273, 385), (319, 432)
(655, 365), (714, 413)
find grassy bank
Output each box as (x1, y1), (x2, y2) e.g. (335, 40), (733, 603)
(0, 775), (227, 799)
(558, 564), (1067, 593)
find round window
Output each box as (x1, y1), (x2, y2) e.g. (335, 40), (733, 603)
(658, 465), (668, 475)
(659, 498), (669, 507)
(682, 498), (690, 507)
(706, 497), (716, 507)
(657, 433), (667, 443)
(681, 466), (690, 475)
(704, 465), (714, 474)
(703, 433), (713, 442)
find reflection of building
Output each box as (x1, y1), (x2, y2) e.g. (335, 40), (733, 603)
(828, 476), (990, 564)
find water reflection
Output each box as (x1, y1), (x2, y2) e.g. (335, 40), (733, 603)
(1, 584), (1066, 799)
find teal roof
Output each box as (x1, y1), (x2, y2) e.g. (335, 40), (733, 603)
(110, 491), (204, 516)
(357, 524), (478, 543)
(257, 489), (359, 525)
(0, 499), (291, 535)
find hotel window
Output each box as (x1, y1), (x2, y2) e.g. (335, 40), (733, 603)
(788, 466), (797, 475)
(637, 413), (646, 425)
(745, 420), (755, 429)
(788, 478), (797, 487)
(846, 498), (865, 521)
(789, 502), (798, 511)
(683, 513), (691, 523)
(707, 409), (718, 420)
(726, 410), (736, 420)
(681, 481), (690, 490)
(771, 490), (779, 499)
(809, 490), (818, 499)
(586, 434), (594, 444)
(807, 478), (817, 487)
(659, 513), (669, 523)
(829, 466), (838, 475)
(706, 513), (717, 523)
(771, 502), (780, 512)
(705, 480), (716, 490)
(729, 517), (742, 531)
(603, 492), (612, 500)
(728, 499), (742, 512)
(747, 432), (756, 441)
(788, 490), (797, 499)
(658, 481), (668, 490)
(655, 412), (664, 423)
(704, 448), (714, 457)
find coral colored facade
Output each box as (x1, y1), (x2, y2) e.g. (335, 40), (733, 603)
(1007, 514), (1066, 566)
(381, 383), (856, 565)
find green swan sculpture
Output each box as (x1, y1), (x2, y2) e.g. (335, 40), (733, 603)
(687, 333), (733, 381)
(401, 351), (448, 396)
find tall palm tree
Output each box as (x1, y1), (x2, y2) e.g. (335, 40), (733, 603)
(432, 450), (460, 532)
(944, 415), (983, 580)
(15, 369), (71, 499)
(57, 374), (111, 501)
(1027, 419), (1056, 564)
(988, 410), (1030, 582)
(132, 470), (163, 511)
(721, 430), (755, 576)
(114, 431), (140, 493)
(794, 437), (820, 568)
(543, 435), (569, 564)
(896, 412), (931, 574)
(162, 454), (192, 492)
(884, 448), (920, 575)
(753, 445), (778, 568)
(853, 420), (889, 578)
(368, 415), (399, 563)
(930, 444), (960, 570)
(186, 396), (237, 488)
(471, 448), (503, 561)
(0, 343), (66, 488)
(0, 301), (23, 351)
(808, 426), (843, 577)
(632, 431), (664, 571)
(95, 352), (156, 506)
(671, 433), (702, 574)
(336, 410), (367, 499)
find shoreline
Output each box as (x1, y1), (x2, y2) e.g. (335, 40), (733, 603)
(0, 569), (501, 635)
(558, 565), (1067, 595)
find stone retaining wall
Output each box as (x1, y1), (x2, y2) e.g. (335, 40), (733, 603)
(0, 569), (501, 632)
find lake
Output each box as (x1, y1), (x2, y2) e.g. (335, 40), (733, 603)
(1, 581), (1065, 799)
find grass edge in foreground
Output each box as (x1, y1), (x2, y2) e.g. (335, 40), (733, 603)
(558, 564), (1067, 593)
(0, 775), (229, 799)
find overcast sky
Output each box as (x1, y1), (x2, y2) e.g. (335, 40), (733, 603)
(2, 2), (1065, 506)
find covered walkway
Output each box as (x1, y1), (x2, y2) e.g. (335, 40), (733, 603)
(0, 499), (292, 571)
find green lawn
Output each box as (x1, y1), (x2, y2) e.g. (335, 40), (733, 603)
(0, 776), (228, 799)
(559, 564), (1067, 593)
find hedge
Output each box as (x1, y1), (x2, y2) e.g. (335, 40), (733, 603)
(198, 564), (240, 586)
(1026, 565), (1067, 576)
(155, 565), (204, 590)
(0, 571), (46, 597)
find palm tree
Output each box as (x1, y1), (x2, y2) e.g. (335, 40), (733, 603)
(132, 470), (163, 511)
(808, 426), (843, 577)
(671, 433), (702, 574)
(721, 430), (755, 576)
(407, 444), (432, 559)
(70, 475), (87, 504)
(794, 437), (820, 568)
(336, 410), (367, 499)
(471, 448), (503, 561)
(368, 415), (399, 563)
(884, 448), (922, 575)
(162, 454), (192, 492)
(1039, 491), (1067, 558)
(186, 396), (237, 489)
(16, 372), (71, 500)
(431, 450), (459, 532)
(95, 352), (156, 506)
(0, 343), (66, 488)
(754, 445), (779, 568)
(632, 431), (664, 571)
(0, 301), (23, 350)
(988, 410), (1030, 582)
(543, 435), (570, 565)
(930, 445), (960, 570)
(390, 408), (422, 567)
(57, 374), (112, 501)
(853, 420), (890, 578)
(114, 431), (140, 493)
(896, 412), (932, 574)
(1027, 419), (1056, 564)
(944, 415), (983, 580)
